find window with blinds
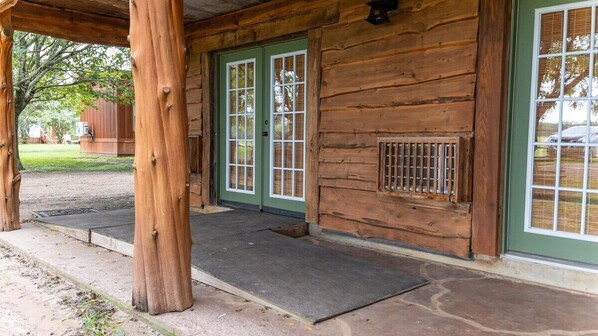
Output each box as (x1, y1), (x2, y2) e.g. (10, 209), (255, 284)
(377, 136), (471, 202)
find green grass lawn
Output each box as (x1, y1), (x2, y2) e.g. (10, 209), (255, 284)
(19, 144), (134, 172)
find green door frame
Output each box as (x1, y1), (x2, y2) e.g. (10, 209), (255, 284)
(505, 0), (598, 265)
(217, 39), (307, 214)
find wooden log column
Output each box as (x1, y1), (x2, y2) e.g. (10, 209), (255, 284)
(129, 0), (193, 314)
(0, 0), (20, 232)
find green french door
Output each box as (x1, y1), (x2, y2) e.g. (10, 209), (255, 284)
(507, 0), (598, 265)
(218, 39), (307, 214)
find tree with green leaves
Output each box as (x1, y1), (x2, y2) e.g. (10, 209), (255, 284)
(13, 32), (133, 168)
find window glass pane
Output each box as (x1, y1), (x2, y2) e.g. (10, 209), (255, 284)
(558, 146), (585, 189)
(296, 84), (305, 111)
(238, 63), (246, 88)
(247, 62), (254, 87)
(295, 143), (304, 170)
(246, 89), (255, 114)
(283, 115), (293, 140)
(273, 142), (282, 168)
(274, 86), (284, 113)
(562, 100), (588, 133)
(229, 64), (238, 89)
(588, 148), (598, 189)
(283, 170), (293, 197)
(238, 166), (246, 189)
(586, 193), (598, 235)
(531, 188), (555, 230)
(229, 117), (237, 140)
(229, 91), (237, 115)
(273, 169), (282, 195)
(557, 191), (583, 233)
(296, 54), (305, 82)
(567, 7), (592, 51)
(274, 58), (283, 85)
(247, 167), (254, 192)
(246, 115), (254, 140)
(284, 142), (293, 168)
(273, 114), (283, 140)
(295, 113), (305, 141)
(237, 141), (246, 165)
(284, 56), (294, 83)
(237, 115), (246, 140)
(533, 146), (557, 186)
(564, 55), (590, 98)
(540, 11), (564, 55)
(535, 102), (560, 143)
(537, 57), (562, 99)
(229, 166), (237, 189)
(294, 171), (304, 198)
(229, 141), (237, 164)
(237, 89), (246, 114)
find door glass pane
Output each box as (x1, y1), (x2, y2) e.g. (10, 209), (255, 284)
(531, 188), (555, 230)
(539, 11), (563, 55)
(567, 7), (591, 52)
(533, 146), (556, 186)
(527, 6), (598, 239)
(537, 57), (561, 99)
(226, 60), (255, 193)
(270, 51), (307, 200)
(586, 192), (598, 235)
(557, 191), (583, 233)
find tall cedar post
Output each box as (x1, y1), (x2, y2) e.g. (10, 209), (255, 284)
(0, 0), (20, 232)
(129, 0), (193, 314)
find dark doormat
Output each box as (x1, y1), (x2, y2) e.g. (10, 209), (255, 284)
(35, 208), (427, 323)
(193, 230), (427, 323)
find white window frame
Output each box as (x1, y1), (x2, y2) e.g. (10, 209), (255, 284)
(225, 58), (256, 195)
(525, 1), (598, 242)
(269, 50), (307, 201)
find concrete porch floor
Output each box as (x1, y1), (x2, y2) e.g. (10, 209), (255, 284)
(0, 222), (597, 336)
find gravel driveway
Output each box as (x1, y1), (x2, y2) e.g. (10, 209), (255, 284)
(19, 171), (134, 219)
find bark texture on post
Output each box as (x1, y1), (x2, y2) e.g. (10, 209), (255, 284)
(129, 0), (193, 314)
(0, 5), (20, 232)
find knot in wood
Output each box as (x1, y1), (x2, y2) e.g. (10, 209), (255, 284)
(0, 141), (4, 148)
(7, 150), (12, 156)
(1, 82), (6, 90)
(163, 87), (171, 95)
(2, 28), (10, 38)
(166, 103), (173, 111)
(127, 35), (131, 43)
(151, 154), (157, 165)
(131, 163), (137, 170)
(151, 230), (158, 240)
(130, 0), (136, 5)
(130, 57), (136, 67)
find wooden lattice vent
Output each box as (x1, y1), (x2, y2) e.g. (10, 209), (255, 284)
(377, 136), (472, 202)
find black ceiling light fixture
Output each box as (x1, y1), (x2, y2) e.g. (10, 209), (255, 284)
(365, 0), (399, 25)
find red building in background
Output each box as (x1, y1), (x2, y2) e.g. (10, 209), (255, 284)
(79, 98), (134, 156)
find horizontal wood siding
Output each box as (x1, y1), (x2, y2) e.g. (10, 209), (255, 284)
(80, 98), (135, 156)
(317, 0), (477, 258)
(185, 0), (479, 258)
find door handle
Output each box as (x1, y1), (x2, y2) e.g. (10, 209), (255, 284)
(262, 131), (269, 137)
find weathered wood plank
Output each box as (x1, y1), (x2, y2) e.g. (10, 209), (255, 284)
(318, 178), (376, 192)
(305, 28), (322, 224)
(319, 187), (472, 239)
(12, 1), (129, 46)
(322, 18), (479, 67)
(320, 214), (471, 258)
(320, 74), (475, 111)
(185, 0), (334, 39)
(320, 101), (475, 133)
(318, 163), (376, 185)
(321, 0), (479, 51)
(321, 43), (477, 97)
(471, 0), (511, 257)
(319, 147), (378, 164)
(188, 5), (339, 53)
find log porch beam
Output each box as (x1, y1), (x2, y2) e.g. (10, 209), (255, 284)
(0, 0), (20, 232)
(12, 1), (129, 47)
(130, 0), (193, 314)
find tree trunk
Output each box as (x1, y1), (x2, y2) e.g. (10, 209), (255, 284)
(129, 0), (193, 314)
(0, 8), (20, 232)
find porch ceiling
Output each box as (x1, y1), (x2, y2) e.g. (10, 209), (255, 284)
(22, 0), (270, 23)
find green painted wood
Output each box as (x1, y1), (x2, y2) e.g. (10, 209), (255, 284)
(217, 39), (307, 214)
(506, 0), (598, 265)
